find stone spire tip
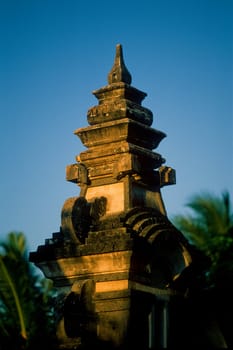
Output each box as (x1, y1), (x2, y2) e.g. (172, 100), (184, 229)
(108, 44), (132, 85)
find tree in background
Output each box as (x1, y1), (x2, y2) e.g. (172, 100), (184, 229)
(0, 232), (57, 350)
(172, 191), (233, 287)
(172, 190), (233, 346)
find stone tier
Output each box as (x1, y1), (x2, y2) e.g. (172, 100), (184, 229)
(75, 118), (166, 150)
(76, 142), (165, 181)
(87, 97), (153, 126)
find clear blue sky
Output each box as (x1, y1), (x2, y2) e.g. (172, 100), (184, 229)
(0, 0), (232, 252)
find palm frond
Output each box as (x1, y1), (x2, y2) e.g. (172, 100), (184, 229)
(0, 256), (27, 340)
(173, 214), (207, 247)
(185, 191), (232, 235)
(0, 232), (27, 260)
(173, 190), (233, 282)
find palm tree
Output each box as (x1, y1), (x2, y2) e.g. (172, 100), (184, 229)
(172, 190), (233, 286)
(0, 232), (56, 350)
(172, 191), (233, 347)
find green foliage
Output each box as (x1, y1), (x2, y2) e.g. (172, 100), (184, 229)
(172, 191), (233, 286)
(0, 232), (57, 350)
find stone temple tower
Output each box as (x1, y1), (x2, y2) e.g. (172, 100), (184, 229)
(30, 45), (208, 349)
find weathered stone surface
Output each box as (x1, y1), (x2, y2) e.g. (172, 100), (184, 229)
(93, 83), (146, 106)
(108, 44), (132, 85)
(75, 118), (166, 150)
(29, 45), (207, 349)
(87, 99), (153, 126)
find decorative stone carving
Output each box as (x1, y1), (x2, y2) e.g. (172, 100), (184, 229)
(64, 279), (96, 339)
(107, 44), (132, 85)
(29, 45), (212, 349)
(159, 166), (176, 187)
(61, 196), (107, 243)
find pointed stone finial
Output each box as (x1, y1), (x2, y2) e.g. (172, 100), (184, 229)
(108, 44), (132, 85)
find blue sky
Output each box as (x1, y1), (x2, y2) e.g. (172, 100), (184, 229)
(0, 0), (232, 252)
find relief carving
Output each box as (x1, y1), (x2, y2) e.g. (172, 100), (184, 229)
(64, 279), (96, 338)
(61, 196), (107, 243)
